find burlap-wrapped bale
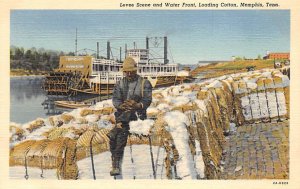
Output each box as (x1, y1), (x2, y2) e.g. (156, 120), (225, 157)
(101, 107), (115, 115)
(215, 87), (231, 132)
(152, 92), (164, 99)
(80, 109), (100, 117)
(194, 112), (222, 179)
(264, 78), (284, 120)
(10, 140), (36, 166)
(101, 114), (116, 124)
(256, 78), (271, 122)
(45, 127), (70, 140)
(197, 90), (208, 100)
(75, 117), (88, 124)
(284, 86), (290, 119)
(10, 125), (25, 143)
(60, 114), (75, 124)
(56, 138), (78, 180)
(26, 139), (51, 168)
(171, 102), (198, 113)
(205, 90), (225, 146)
(26, 119), (45, 133)
(272, 77), (288, 120)
(232, 81), (246, 126)
(221, 80), (234, 118)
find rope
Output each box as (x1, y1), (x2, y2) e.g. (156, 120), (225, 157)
(160, 149), (165, 179)
(173, 164), (181, 179)
(255, 84), (263, 119)
(23, 147), (31, 180)
(271, 79), (283, 122)
(148, 135), (156, 179)
(244, 82), (254, 121)
(90, 134), (96, 180)
(63, 147), (67, 179)
(154, 139), (162, 174)
(24, 156), (29, 180)
(129, 134), (136, 179)
(40, 159), (44, 178)
(262, 79), (271, 122)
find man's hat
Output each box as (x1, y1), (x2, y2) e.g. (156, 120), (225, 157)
(122, 57), (137, 72)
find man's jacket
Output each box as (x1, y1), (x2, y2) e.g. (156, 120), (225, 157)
(112, 75), (152, 124)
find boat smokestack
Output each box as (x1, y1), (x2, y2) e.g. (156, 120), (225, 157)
(107, 41), (110, 60)
(75, 28), (78, 56)
(125, 44), (127, 58)
(146, 37), (149, 50)
(164, 36), (168, 64)
(97, 42), (99, 59)
(119, 47), (122, 62)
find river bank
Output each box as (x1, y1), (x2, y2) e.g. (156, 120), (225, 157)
(10, 69), (49, 77)
(191, 59), (274, 79)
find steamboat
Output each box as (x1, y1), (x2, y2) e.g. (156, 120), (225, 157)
(42, 36), (191, 97)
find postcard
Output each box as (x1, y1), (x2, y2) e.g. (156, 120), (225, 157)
(0, 0), (299, 189)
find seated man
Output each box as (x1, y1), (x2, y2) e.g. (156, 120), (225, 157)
(109, 57), (152, 176)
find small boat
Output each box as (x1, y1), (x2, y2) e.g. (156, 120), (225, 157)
(54, 100), (91, 109)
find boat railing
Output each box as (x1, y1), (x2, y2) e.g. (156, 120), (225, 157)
(92, 71), (123, 77)
(138, 72), (176, 77)
(90, 71), (123, 84)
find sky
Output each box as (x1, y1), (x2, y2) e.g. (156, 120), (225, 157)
(10, 10), (290, 64)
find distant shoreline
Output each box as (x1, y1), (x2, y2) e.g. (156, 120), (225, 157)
(10, 69), (49, 77)
(10, 75), (45, 78)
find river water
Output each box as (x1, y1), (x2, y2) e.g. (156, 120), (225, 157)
(10, 76), (109, 124)
(10, 76), (45, 124)
(10, 76), (68, 124)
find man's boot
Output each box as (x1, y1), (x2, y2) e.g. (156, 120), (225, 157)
(110, 157), (120, 176)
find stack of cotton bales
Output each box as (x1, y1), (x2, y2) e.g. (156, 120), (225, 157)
(9, 69), (289, 180)
(233, 70), (289, 124)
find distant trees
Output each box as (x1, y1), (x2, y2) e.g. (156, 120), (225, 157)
(10, 46), (75, 72)
(257, 55), (262, 60)
(233, 55), (263, 61)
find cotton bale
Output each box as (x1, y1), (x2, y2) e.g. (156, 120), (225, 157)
(10, 125), (25, 142)
(10, 140), (36, 157)
(197, 90), (208, 100)
(152, 92), (164, 99)
(80, 109), (94, 117)
(60, 114), (75, 124)
(101, 107), (115, 115)
(264, 78), (275, 93)
(101, 114), (116, 124)
(74, 117), (88, 124)
(284, 86), (290, 119)
(215, 87), (231, 132)
(46, 127), (70, 140)
(26, 139), (50, 167)
(26, 119), (45, 133)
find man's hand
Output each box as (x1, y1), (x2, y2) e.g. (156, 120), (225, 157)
(119, 100), (142, 111)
